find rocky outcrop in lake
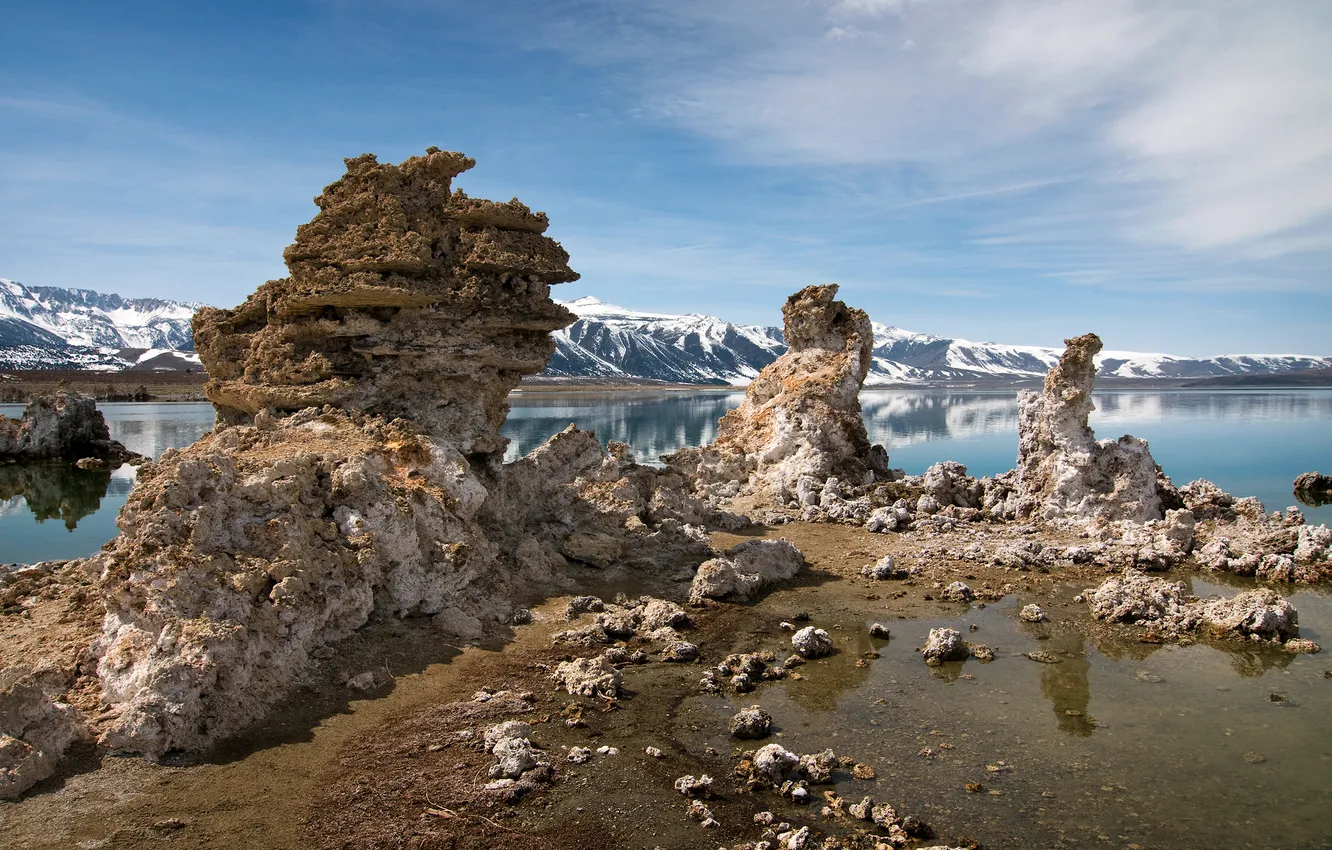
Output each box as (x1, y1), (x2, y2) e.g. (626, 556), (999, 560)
(1014, 333), (1173, 524)
(665, 284), (887, 505)
(0, 391), (137, 463)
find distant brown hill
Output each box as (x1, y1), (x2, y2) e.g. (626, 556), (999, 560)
(1182, 367), (1332, 387)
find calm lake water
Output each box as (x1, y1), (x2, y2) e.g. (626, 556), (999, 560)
(2, 389), (1330, 564)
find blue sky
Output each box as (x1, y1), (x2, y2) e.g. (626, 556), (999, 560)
(2, 0), (1329, 355)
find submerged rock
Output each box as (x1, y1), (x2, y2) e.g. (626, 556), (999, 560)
(665, 284), (887, 504)
(791, 626), (835, 659)
(729, 705), (773, 739)
(0, 391), (138, 463)
(1014, 333), (1172, 523)
(1293, 471), (1332, 507)
(1086, 569), (1310, 646)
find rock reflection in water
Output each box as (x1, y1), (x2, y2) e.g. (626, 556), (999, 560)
(0, 463), (113, 530)
(1035, 630), (1093, 737)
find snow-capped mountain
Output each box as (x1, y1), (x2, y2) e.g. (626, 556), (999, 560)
(548, 297), (1332, 385)
(0, 279), (202, 370)
(547, 296), (787, 384)
(2, 280), (1328, 383)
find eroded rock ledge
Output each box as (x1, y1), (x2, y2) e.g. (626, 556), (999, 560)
(192, 148), (578, 463)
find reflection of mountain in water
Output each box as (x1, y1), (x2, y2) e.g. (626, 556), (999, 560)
(503, 392), (745, 462)
(861, 389), (1332, 450)
(0, 463), (125, 530)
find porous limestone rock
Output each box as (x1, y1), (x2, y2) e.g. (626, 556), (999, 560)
(0, 666), (90, 800)
(89, 152), (725, 762)
(1085, 569), (1194, 629)
(93, 409), (524, 758)
(1197, 589), (1299, 641)
(753, 743), (801, 782)
(861, 554), (906, 580)
(665, 285), (887, 504)
(1015, 334), (1172, 523)
(689, 539), (806, 604)
(921, 628), (967, 665)
(1086, 569), (1307, 644)
(729, 705), (773, 739)
(1293, 471), (1332, 506)
(0, 391), (137, 462)
(1019, 604), (1047, 623)
(791, 626), (834, 659)
(193, 149), (578, 463)
(941, 581), (973, 603)
(552, 657), (621, 697)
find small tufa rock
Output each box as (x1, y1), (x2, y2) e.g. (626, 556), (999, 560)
(861, 554), (906, 580)
(941, 581), (974, 603)
(922, 628), (968, 666)
(674, 774), (714, 798)
(730, 705), (774, 740)
(753, 743), (801, 782)
(869, 623), (891, 639)
(1019, 604), (1047, 623)
(662, 641), (700, 663)
(552, 657), (622, 697)
(791, 626), (835, 659)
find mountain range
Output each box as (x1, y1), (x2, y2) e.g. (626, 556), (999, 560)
(2, 280), (1329, 383)
(0, 279), (202, 371)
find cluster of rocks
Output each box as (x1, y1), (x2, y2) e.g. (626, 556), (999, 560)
(667, 314), (1331, 587)
(1084, 569), (1318, 652)
(5, 151), (770, 772)
(481, 718), (554, 800)
(0, 390), (139, 464)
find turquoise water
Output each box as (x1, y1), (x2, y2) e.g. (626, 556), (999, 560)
(2, 390), (1330, 564)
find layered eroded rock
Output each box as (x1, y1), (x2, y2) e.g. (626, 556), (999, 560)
(193, 149), (578, 462)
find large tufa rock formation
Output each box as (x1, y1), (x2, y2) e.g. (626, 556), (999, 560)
(87, 151), (733, 762)
(89, 151), (593, 759)
(192, 148), (578, 463)
(666, 284), (886, 504)
(0, 390), (137, 463)
(1015, 333), (1173, 523)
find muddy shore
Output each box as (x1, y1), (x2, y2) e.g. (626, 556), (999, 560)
(6, 520), (1326, 850)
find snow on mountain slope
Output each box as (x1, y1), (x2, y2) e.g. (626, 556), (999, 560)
(0, 279), (200, 370)
(2, 280), (1328, 383)
(547, 296), (786, 385)
(549, 298), (1331, 385)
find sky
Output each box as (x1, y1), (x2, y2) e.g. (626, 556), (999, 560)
(1, 0), (1330, 356)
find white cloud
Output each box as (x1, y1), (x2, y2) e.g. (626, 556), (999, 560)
(546, 0), (1332, 267)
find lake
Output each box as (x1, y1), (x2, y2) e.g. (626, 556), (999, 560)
(2, 389), (1330, 564)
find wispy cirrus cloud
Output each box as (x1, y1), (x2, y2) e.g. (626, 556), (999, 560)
(537, 0), (1332, 270)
